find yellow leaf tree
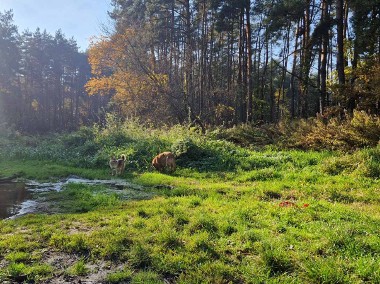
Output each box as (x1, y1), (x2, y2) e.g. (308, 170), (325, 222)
(86, 29), (172, 124)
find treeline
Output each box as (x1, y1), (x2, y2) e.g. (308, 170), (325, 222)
(1, 1), (380, 133)
(87, 0), (380, 126)
(0, 10), (104, 133)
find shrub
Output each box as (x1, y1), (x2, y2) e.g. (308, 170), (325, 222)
(321, 155), (359, 175)
(281, 111), (380, 151)
(62, 126), (95, 147)
(321, 146), (380, 178)
(210, 123), (276, 147)
(171, 138), (198, 158)
(359, 147), (380, 178)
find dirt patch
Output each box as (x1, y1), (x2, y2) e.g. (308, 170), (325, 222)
(0, 250), (127, 284)
(40, 251), (125, 284)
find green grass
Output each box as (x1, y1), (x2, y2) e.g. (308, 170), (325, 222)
(1, 125), (380, 283)
(0, 159), (110, 181)
(41, 183), (124, 214)
(66, 259), (89, 276)
(105, 268), (133, 283)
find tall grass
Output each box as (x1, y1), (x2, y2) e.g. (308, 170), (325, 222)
(1, 112), (378, 176)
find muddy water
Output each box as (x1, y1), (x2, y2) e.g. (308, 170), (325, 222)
(0, 177), (147, 220)
(0, 182), (31, 219)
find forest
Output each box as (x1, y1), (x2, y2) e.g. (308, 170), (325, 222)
(1, 0), (379, 133)
(1, 1), (380, 283)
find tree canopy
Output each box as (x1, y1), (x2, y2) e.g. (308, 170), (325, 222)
(87, 0), (380, 126)
(1, 0), (379, 132)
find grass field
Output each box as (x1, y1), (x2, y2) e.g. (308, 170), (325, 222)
(0, 124), (380, 283)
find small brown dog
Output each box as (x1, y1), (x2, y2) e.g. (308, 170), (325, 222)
(152, 152), (176, 173)
(109, 154), (126, 175)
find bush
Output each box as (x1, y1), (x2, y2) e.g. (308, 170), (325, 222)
(281, 111), (380, 151)
(62, 126), (95, 147)
(357, 147), (380, 178)
(171, 138), (198, 158)
(2, 111), (379, 172)
(321, 155), (359, 175)
(210, 123), (276, 147)
(321, 145), (380, 178)
(171, 138), (205, 166)
(212, 111), (380, 151)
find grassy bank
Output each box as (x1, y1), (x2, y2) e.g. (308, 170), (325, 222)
(0, 121), (380, 283)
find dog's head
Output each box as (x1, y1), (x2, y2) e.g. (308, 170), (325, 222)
(109, 156), (118, 168)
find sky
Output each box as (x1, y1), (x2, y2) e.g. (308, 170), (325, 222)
(0, 0), (113, 51)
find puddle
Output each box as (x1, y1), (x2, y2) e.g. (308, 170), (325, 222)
(0, 182), (32, 219)
(1, 176), (148, 220)
(25, 176), (143, 193)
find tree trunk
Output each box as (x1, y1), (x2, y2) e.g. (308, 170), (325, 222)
(336, 0), (347, 110)
(245, 0), (253, 122)
(290, 21), (300, 118)
(300, 1), (311, 117)
(184, 0), (193, 121)
(319, 0), (329, 114)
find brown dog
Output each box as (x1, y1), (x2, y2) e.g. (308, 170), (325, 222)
(109, 154), (126, 175)
(152, 152), (176, 173)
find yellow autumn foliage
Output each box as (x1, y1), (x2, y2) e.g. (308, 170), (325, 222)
(85, 29), (170, 121)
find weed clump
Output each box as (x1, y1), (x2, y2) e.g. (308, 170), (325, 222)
(128, 243), (152, 269)
(67, 259), (89, 276)
(321, 146), (380, 178)
(105, 268), (133, 283)
(262, 244), (295, 276)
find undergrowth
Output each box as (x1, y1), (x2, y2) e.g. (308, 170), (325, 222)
(1, 112), (379, 178)
(213, 110), (380, 151)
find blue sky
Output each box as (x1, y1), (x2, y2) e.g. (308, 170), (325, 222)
(1, 0), (113, 51)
